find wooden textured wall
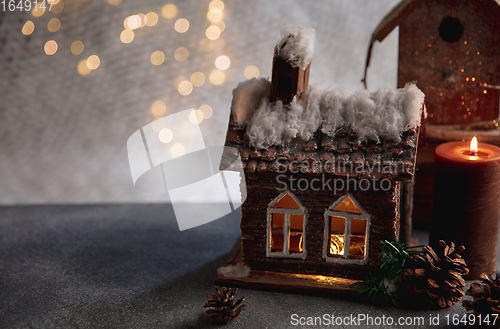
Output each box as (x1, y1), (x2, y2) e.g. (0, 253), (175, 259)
(240, 172), (400, 280)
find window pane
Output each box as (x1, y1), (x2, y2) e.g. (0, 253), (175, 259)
(273, 193), (301, 209)
(332, 196), (362, 214)
(289, 214), (303, 253)
(349, 218), (366, 258)
(271, 213), (285, 252)
(329, 216), (345, 256)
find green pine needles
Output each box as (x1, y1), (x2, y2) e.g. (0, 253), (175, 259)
(353, 239), (422, 306)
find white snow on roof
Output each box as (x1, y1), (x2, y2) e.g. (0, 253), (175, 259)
(231, 79), (425, 149)
(275, 24), (315, 69)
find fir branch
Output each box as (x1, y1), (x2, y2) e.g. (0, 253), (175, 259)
(353, 239), (423, 306)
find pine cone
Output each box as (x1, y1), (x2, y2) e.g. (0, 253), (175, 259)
(203, 286), (246, 325)
(463, 272), (500, 328)
(405, 240), (469, 308)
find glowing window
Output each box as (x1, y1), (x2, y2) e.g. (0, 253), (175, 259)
(323, 194), (370, 265)
(267, 190), (307, 259)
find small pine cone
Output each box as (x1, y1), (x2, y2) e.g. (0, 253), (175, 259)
(203, 286), (246, 325)
(463, 272), (500, 328)
(405, 240), (469, 308)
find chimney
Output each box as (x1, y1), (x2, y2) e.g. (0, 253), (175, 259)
(269, 25), (315, 104)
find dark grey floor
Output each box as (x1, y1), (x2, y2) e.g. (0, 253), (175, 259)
(0, 204), (480, 328)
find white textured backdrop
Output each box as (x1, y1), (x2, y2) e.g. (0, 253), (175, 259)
(0, 0), (399, 204)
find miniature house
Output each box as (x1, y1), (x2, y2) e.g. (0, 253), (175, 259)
(364, 0), (500, 128)
(218, 25), (424, 290)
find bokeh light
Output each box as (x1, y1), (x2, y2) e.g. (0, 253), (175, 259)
(174, 47), (189, 62)
(120, 29), (134, 44)
(151, 51), (165, 65)
(47, 18), (61, 32)
(145, 12), (158, 26)
(174, 76), (187, 89)
(77, 59), (91, 76)
(178, 81), (193, 96)
(150, 50), (165, 65)
(108, 0), (122, 5)
(209, 0), (224, 14)
(87, 55), (100, 70)
(44, 40), (58, 55)
(190, 72), (205, 87)
(161, 4), (177, 19)
(244, 65), (260, 79)
(32, 2), (45, 17)
(152, 118), (166, 132)
(50, 0), (61, 4)
(174, 18), (190, 33)
(138, 14), (147, 28)
(171, 143), (185, 158)
(159, 128), (173, 143)
(51, 0), (64, 14)
(207, 10), (223, 22)
(215, 55), (230, 70)
(211, 20), (225, 32)
(22, 21), (35, 35)
(206, 26), (221, 40)
(124, 15), (141, 30)
(71, 40), (84, 55)
(189, 110), (204, 124)
(199, 104), (213, 119)
(151, 100), (167, 116)
(209, 70), (225, 85)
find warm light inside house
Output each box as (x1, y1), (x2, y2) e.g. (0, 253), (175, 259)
(289, 214), (304, 253)
(332, 196), (362, 214)
(329, 216), (345, 256)
(271, 212), (285, 252)
(274, 194), (301, 208)
(270, 193), (304, 254)
(350, 218), (367, 258)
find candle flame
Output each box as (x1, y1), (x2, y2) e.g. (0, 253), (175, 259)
(470, 137), (478, 155)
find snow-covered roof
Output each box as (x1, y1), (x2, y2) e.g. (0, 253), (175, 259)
(231, 78), (425, 149)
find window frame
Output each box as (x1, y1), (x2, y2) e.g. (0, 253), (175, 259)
(266, 190), (307, 259)
(323, 193), (371, 265)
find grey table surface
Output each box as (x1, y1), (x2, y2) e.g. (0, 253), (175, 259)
(0, 204), (483, 328)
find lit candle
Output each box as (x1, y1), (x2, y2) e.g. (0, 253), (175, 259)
(430, 137), (500, 279)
